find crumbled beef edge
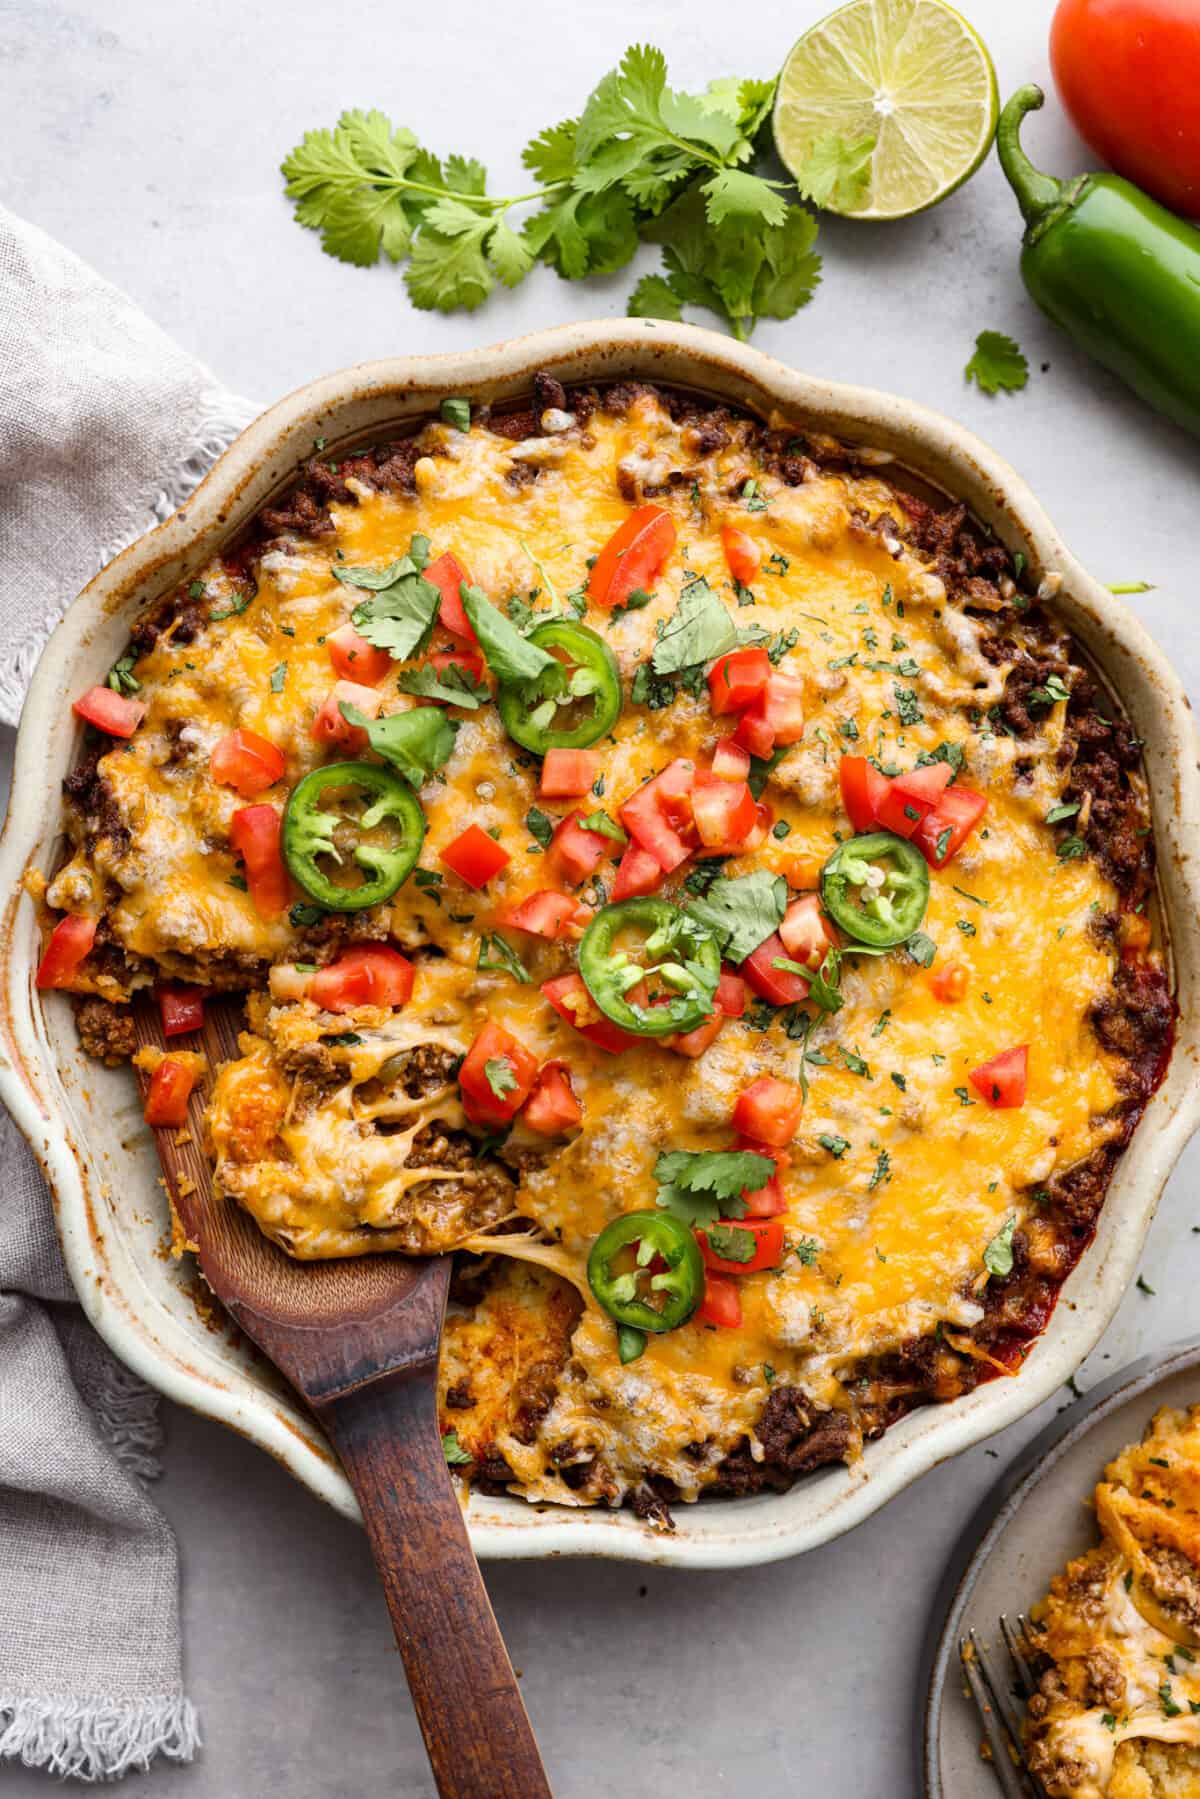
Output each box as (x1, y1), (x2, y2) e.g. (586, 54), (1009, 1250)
(61, 376), (1174, 1517)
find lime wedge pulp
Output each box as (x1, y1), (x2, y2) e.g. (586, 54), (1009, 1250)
(773, 0), (999, 220)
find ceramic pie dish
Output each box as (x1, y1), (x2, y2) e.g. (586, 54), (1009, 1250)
(1, 318), (1197, 1568)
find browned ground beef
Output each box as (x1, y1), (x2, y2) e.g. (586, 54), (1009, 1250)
(710, 1386), (856, 1496)
(62, 748), (130, 860)
(73, 997), (136, 1064)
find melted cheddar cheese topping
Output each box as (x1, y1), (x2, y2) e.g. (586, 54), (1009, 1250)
(48, 385), (1156, 1512)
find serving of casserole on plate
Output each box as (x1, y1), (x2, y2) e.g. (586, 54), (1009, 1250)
(2, 322), (1198, 1565)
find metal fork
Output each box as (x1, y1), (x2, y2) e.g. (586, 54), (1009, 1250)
(958, 1614), (1046, 1797)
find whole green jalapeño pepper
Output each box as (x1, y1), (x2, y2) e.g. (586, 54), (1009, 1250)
(821, 831), (929, 948)
(578, 898), (721, 1037)
(587, 1210), (704, 1334)
(497, 619), (621, 754)
(283, 760), (425, 911)
(998, 85), (1200, 439)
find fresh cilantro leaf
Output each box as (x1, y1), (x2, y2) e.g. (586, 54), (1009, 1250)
(484, 1056), (518, 1100)
(442, 1430), (473, 1466)
(983, 1216), (1016, 1278)
(396, 660), (490, 709)
(792, 1236), (820, 1266)
(906, 932), (937, 968)
(653, 1148), (775, 1227)
(462, 584), (561, 689)
(1028, 674), (1070, 707)
(868, 1149), (891, 1190)
(627, 272), (684, 321)
(476, 933), (532, 984)
(269, 663), (288, 693)
(525, 807), (555, 850)
(650, 575), (736, 675)
(1057, 835), (1087, 861)
(839, 1046), (870, 1077)
(894, 685), (923, 727)
(818, 1133), (849, 1159)
(341, 703), (458, 786)
(790, 132), (876, 211)
(340, 548), (442, 661)
(324, 1031), (363, 1047)
(644, 182), (820, 342)
(965, 331), (1029, 396)
(579, 811), (627, 844)
(289, 902), (328, 928)
(684, 870), (786, 964)
(915, 742), (965, 781)
(1046, 800), (1080, 825)
(703, 1222), (756, 1264)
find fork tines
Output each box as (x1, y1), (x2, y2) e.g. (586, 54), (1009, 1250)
(958, 1621), (1042, 1798)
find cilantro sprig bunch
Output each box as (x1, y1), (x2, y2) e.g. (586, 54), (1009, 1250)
(281, 44), (822, 340)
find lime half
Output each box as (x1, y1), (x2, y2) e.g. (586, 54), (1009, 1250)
(774, 0), (999, 220)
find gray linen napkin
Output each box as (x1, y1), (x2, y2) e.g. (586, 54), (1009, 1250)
(0, 203), (258, 1779)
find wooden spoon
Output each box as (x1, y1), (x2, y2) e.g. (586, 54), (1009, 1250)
(135, 998), (551, 1799)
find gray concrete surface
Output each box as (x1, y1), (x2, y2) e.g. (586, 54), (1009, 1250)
(3, 0), (1199, 1792)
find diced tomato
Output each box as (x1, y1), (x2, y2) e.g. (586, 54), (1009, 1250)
(733, 1136), (790, 1217)
(327, 622), (393, 685)
(742, 931), (810, 1006)
(929, 962), (969, 1003)
(779, 894), (836, 970)
(711, 739), (751, 782)
(157, 985), (205, 1037)
(425, 551), (478, 644)
(541, 973), (642, 1054)
(210, 727), (286, 799)
(716, 969), (746, 1018)
(696, 1216), (785, 1276)
(458, 1021), (538, 1128)
(733, 702), (775, 761)
(733, 1075), (804, 1147)
(587, 505), (676, 611)
(969, 1045), (1029, 1109)
(72, 685), (145, 738)
(697, 1272), (742, 1329)
(144, 1057), (201, 1128)
(440, 824), (510, 889)
(838, 755), (890, 833)
(425, 646), (487, 690)
(619, 759), (696, 872)
(539, 749), (600, 799)
(692, 774), (756, 852)
(311, 680), (382, 751)
(707, 647), (770, 716)
(913, 786), (989, 867)
(499, 890), (579, 940)
(739, 1172), (787, 1218)
(665, 1012), (726, 1059)
(35, 914), (97, 990)
(742, 803), (773, 854)
(875, 762), (953, 840)
(761, 671), (806, 745)
(229, 804), (290, 917)
(736, 671), (805, 757)
(521, 1061), (583, 1136)
(721, 526), (760, 586)
(547, 811), (608, 886)
(310, 946), (414, 1014)
(611, 843), (664, 901)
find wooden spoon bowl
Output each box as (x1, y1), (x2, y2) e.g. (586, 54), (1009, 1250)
(135, 997), (551, 1798)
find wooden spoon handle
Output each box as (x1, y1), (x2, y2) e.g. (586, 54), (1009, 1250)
(322, 1375), (552, 1799)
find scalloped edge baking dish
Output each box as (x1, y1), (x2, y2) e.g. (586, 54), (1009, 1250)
(2, 319), (1197, 1568)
